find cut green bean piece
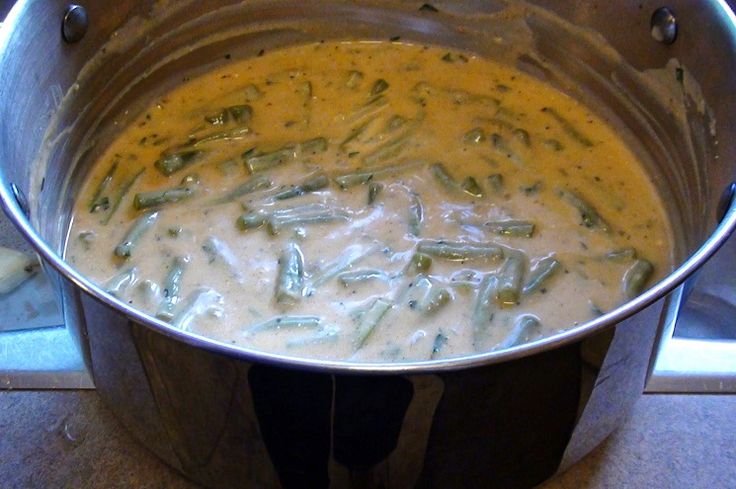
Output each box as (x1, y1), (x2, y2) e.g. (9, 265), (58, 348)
(171, 288), (224, 331)
(114, 211), (159, 258)
(418, 286), (452, 314)
(346, 70), (364, 89)
(236, 211), (268, 231)
(407, 252), (432, 274)
(485, 220), (535, 238)
(604, 247), (637, 262)
(244, 84), (263, 101)
(368, 182), (382, 205)
(192, 126), (250, 147)
(247, 315), (321, 335)
(496, 315), (541, 350)
(244, 146), (297, 173)
(362, 132), (411, 166)
(267, 209), (349, 235)
(522, 256), (561, 295)
(134, 186), (194, 210)
(488, 173), (504, 194)
(472, 274), (498, 344)
(497, 254), (525, 306)
(275, 242), (305, 304)
(102, 168), (145, 225)
(622, 259), (654, 300)
(212, 174), (273, 205)
(105, 267), (138, 298)
(338, 269), (389, 286)
(386, 115), (407, 131)
(430, 331), (448, 359)
(371, 78), (389, 95)
(309, 244), (374, 288)
(491, 133), (523, 165)
(155, 150), (203, 176)
(333, 160), (424, 188)
(301, 137), (328, 155)
(463, 127), (485, 144)
(430, 162), (457, 191)
(340, 117), (377, 149)
(355, 298), (393, 349)
(347, 95), (388, 123)
(557, 188), (611, 232)
(89, 160), (118, 213)
(512, 128), (531, 147)
(542, 107), (593, 147)
(156, 256), (189, 321)
(408, 192), (424, 236)
(544, 138), (564, 151)
(273, 172), (329, 201)
(461, 176), (483, 197)
(417, 240), (504, 261)
(78, 231), (96, 250)
(287, 324), (341, 348)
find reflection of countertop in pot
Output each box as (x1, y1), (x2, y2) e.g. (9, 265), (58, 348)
(0, 392), (734, 488)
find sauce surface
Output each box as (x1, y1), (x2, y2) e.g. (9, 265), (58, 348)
(66, 41), (672, 362)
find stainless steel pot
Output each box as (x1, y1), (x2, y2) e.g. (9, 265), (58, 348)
(1, 1), (735, 488)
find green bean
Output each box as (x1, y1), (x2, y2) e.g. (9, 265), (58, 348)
(333, 160), (424, 188)
(441, 52), (468, 63)
(267, 209), (349, 235)
(133, 186), (194, 210)
(419, 3), (439, 12)
(362, 132), (411, 166)
(543, 138), (564, 152)
(495, 315), (541, 350)
(407, 252), (432, 274)
(430, 331), (448, 359)
(485, 220), (535, 238)
(272, 172), (329, 201)
(211, 174), (273, 205)
(297, 80), (313, 98)
(346, 70), (364, 89)
(408, 191), (424, 236)
(355, 298), (393, 349)
(622, 259), (654, 300)
(522, 256), (561, 295)
(487, 173), (504, 194)
(275, 242), (305, 304)
(604, 247), (637, 262)
(202, 236), (241, 279)
(368, 182), (382, 205)
(114, 211), (159, 258)
(461, 176), (483, 197)
(101, 168), (145, 225)
(78, 231), (96, 250)
(496, 253), (525, 306)
(236, 211), (268, 231)
(347, 95), (388, 123)
(156, 256), (189, 321)
(472, 274), (498, 344)
(590, 301), (605, 317)
(301, 137), (328, 155)
(463, 127), (485, 144)
(490, 133), (523, 165)
(371, 78), (389, 95)
(430, 162), (457, 192)
(244, 84), (263, 101)
(287, 324), (341, 348)
(417, 240), (504, 261)
(171, 288), (224, 331)
(247, 315), (321, 335)
(338, 269), (389, 286)
(192, 127), (250, 147)
(542, 107), (593, 147)
(89, 160), (118, 213)
(205, 105), (253, 125)
(557, 188), (610, 232)
(512, 128), (531, 147)
(243, 146), (297, 173)
(105, 267), (138, 298)
(134, 280), (162, 309)
(155, 150), (203, 176)
(340, 117), (377, 149)
(309, 244), (374, 288)
(418, 285), (452, 314)
(386, 115), (407, 132)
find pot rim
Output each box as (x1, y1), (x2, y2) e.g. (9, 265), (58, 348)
(1, 0), (736, 374)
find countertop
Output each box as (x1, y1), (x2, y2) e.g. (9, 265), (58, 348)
(0, 391), (734, 489)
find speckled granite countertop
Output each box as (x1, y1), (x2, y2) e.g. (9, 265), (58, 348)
(0, 391), (734, 489)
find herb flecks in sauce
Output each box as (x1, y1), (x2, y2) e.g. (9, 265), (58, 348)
(66, 42), (672, 361)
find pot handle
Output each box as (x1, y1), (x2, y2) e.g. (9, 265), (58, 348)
(647, 184), (736, 393)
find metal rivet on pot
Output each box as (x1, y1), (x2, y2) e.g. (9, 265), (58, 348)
(716, 182), (736, 223)
(651, 7), (678, 44)
(62, 5), (88, 44)
(10, 183), (30, 217)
